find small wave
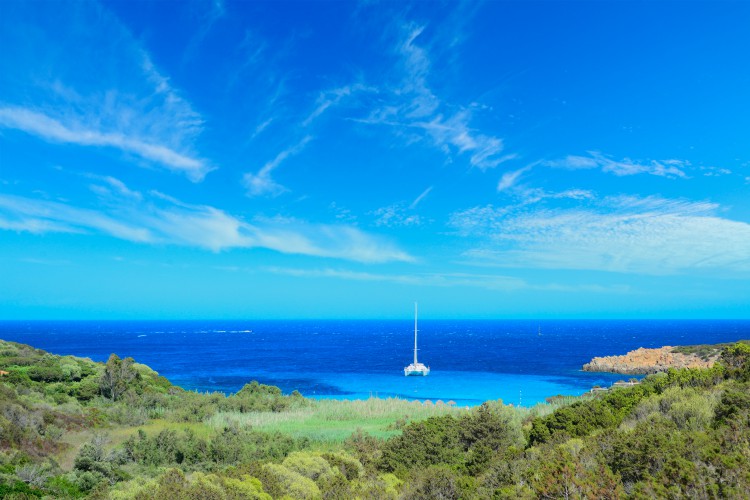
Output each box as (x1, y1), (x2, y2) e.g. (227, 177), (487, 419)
(137, 334), (147, 338)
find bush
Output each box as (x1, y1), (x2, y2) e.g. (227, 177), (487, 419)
(400, 466), (463, 500)
(714, 386), (750, 426)
(261, 463), (321, 499)
(0, 479), (44, 498)
(378, 416), (463, 475)
(73, 377), (101, 402)
(321, 452), (363, 481)
(283, 452), (334, 481)
(71, 470), (107, 492)
(344, 429), (382, 470)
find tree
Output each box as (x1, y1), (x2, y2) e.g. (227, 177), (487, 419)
(99, 353), (137, 401)
(721, 343), (750, 381)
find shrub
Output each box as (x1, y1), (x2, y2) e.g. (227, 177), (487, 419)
(283, 452), (334, 481)
(221, 475), (271, 500)
(261, 463), (321, 499)
(321, 452), (363, 481)
(400, 466), (463, 500)
(378, 415), (463, 475)
(71, 470), (107, 492)
(344, 429), (382, 470)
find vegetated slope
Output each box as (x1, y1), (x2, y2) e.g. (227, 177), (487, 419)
(1, 339), (750, 498)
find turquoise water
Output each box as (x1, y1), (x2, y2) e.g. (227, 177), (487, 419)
(1, 319), (747, 406)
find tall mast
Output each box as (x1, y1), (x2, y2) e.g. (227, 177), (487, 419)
(414, 302), (418, 365)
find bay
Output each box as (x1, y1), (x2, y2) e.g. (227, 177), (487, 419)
(1, 319), (747, 406)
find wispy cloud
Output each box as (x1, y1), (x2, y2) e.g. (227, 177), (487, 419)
(265, 266), (629, 294)
(371, 204), (424, 227)
(182, 0), (226, 65)
(511, 186), (595, 205)
(0, 107), (210, 181)
(265, 266), (527, 290)
(87, 174), (143, 202)
(0, 186), (412, 263)
(410, 186), (433, 209)
(307, 19), (509, 171)
(360, 24), (508, 170)
(243, 136), (312, 196)
(449, 196), (750, 275)
(0, 194), (152, 242)
(0, 2), (210, 181)
(497, 165), (532, 191)
(545, 151), (689, 179)
(302, 84), (371, 127)
(493, 161), (594, 204)
(251, 117), (274, 139)
(329, 202), (358, 224)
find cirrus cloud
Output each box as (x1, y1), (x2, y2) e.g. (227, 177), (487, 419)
(544, 151), (689, 179)
(449, 196), (750, 275)
(0, 183), (412, 264)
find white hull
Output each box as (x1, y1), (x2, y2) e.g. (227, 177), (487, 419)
(404, 362), (430, 376)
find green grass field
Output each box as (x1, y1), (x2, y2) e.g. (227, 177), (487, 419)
(206, 397), (466, 445)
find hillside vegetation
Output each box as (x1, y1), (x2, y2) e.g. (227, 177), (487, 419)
(1, 339), (750, 498)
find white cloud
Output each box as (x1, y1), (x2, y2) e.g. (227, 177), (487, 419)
(493, 161), (594, 202)
(0, 2), (210, 181)
(302, 84), (371, 127)
(82, 172), (144, 202)
(410, 186), (433, 209)
(243, 136), (312, 196)
(449, 196), (750, 275)
(371, 204), (424, 227)
(497, 165), (532, 191)
(104, 177), (138, 198)
(265, 266), (528, 290)
(329, 202), (357, 224)
(545, 151), (689, 179)
(513, 187), (595, 205)
(182, 0), (226, 64)
(0, 190), (413, 263)
(265, 266), (629, 293)
(0, 194), (152, 242)
(251, 118), (274, 138)
(315, 22), (508, 171)
(0, 107), (210, 181)
(699, 166), (732, 177)
(369, 25), (508, 170)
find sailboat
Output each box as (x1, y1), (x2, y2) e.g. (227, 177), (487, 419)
(404, 302), (430, 376)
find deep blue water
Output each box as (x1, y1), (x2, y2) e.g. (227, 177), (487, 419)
(1, 320), (748, 406)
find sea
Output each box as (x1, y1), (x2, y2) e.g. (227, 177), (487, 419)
(1, 319), (748, 407)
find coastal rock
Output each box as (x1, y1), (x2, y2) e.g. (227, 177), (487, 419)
(582, 346), (716, 375)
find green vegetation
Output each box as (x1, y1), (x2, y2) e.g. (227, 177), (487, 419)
(206, 397), (462, 444)
(2, 338), (750, 498)
(671, 339), (750, 360)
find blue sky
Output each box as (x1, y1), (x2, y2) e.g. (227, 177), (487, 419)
(1, 0), (749, 319)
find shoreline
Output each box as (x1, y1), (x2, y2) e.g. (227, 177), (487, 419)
(582, 345), (720, 375)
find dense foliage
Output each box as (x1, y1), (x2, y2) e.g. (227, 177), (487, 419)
(2, 338), (750, 498)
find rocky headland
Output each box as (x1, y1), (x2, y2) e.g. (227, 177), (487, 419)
(582, 346), (718, 375)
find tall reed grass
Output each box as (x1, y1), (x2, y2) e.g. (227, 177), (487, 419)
(206, 397), (463, 443)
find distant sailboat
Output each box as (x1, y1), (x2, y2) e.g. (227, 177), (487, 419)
(404, 303), (430, 376)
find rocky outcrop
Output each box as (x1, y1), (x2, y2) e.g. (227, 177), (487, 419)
(582, 346), (717, 375)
